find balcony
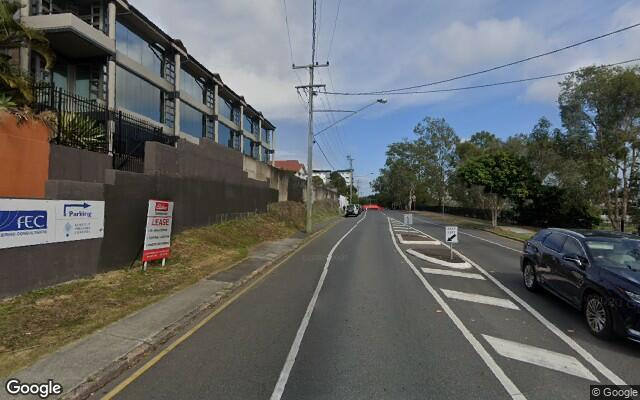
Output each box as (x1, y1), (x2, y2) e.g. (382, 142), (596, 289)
(22, 13), (115, 58)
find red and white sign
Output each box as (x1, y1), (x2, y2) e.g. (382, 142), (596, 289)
(142, 200), (174, 262)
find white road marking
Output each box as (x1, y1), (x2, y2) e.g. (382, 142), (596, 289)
(421, 267), (486, 280)
(270, 212), (369, 400)
(406, 219), (627, 386)
(412, 215), (522, 253)
(396, 234), (440, 245)
(408, 249), (472, 269)
(483, 335), (599, 382)
(387, 218), (525, 400)
(441, 289), (520, 310)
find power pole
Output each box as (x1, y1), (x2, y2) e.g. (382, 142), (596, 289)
(293, 0), (328, 233)
(347, 155), (354, 204)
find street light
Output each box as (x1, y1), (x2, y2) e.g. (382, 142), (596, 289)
(314, 98), (387, 136)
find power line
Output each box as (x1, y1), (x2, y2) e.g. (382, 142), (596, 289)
(281, 0), (309, 112)
(315, 140), (336, 169)
(323, 21), (640, 96)
(322, 57), (640, 96)
(326, 0), (342, 61)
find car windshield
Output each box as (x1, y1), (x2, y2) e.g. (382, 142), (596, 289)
(585, 239), (640, 270)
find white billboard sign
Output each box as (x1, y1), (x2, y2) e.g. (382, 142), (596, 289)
(142, 200), (174, 263)
(445, 226), (458, 244)
(0, 199), (105, 249)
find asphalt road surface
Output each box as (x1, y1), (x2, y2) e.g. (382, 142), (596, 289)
(98, 210), (640, 400)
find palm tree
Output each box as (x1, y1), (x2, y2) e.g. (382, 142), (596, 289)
(0, 0), (55, 104)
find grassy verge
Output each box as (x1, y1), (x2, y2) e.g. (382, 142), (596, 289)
(413, 210), (535, 242)
(0, 200), (340, 377)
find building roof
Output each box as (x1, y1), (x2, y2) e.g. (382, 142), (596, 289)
(274, 160), (306, 173)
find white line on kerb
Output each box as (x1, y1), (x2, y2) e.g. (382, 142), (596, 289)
(386, 217), (526, 400)
(483, 335), (599, 382)
(270, 212), (368, 400)
(441, 289), (519, 310)
(407, 221), (627, 386)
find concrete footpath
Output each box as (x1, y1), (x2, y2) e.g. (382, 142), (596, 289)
(2, 219), (340, 400)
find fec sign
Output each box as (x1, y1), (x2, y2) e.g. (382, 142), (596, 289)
(142, 200), (174, 263)
(0, 199), (105, 249)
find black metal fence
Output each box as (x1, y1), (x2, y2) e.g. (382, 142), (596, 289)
(32, 84), (178, 172)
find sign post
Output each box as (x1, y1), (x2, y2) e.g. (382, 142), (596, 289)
(142, 200), (174, 270)
(403, 213), (413, 225)
(445, 226), (458, 260)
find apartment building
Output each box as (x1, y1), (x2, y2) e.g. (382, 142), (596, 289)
(16, 0), (275, 163)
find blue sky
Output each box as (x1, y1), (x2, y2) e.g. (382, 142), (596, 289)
(134, 0), (640, 194)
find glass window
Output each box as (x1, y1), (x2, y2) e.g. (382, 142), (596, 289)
(52, 62), (68, 91)
(180, 101), (204, 138)
(116, 66), (162, 122)
(181, 70), (203, 102)
(543, 233), (566, 253)
(243, 114), (254, 133)
(75, 65), (91, 98)
(585, 239), (640, 270)
(116, 21), (162, 76)
(562, 237), (585, 257)
(217, 121), (234, 148)
(217, 95), (234, 121)
(243, 137), (252, 156)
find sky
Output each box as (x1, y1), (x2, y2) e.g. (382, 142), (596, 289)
(132, 0), (640, 195)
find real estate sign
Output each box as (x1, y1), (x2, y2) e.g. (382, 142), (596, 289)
(142, 200), (174, 263)
(0, 199), (105, 249)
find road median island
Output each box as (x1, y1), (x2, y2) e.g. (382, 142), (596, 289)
(0, 200), (341, 398)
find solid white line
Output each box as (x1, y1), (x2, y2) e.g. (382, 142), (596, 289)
(408, 248), (472, 269)
(483, 335), (599, 382)
(441, 289), (520, 310)
(407, 223), (627, 385)
(270, 212), (369, 400)
(421, 267), (486, 280)
(396, 234), (440, 246)
(387, 218), (526, 400)
(412, 215), (522, 253)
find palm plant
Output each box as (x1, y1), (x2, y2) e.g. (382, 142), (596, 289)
(0, 0), (55, 104)
(55, 112), (107, 152)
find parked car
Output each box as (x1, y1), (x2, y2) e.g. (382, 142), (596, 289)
(521, 228), (640, 340)
(345, 204), (358, 217)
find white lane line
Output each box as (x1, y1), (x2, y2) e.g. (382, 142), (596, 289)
(387, 218), (525, 400)
(408, 249), (472, 269)
(422, 267), (486, 280)
(412, 215), (522, 253)
(270, 212), (369, 400)
(441, 289), (520, 310)
(407, 223), (627, 385)
(483, 335), (599, 382)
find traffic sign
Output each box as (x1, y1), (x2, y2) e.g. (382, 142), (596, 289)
(445, 226), (458, 244)
(404, 213), (413, 225)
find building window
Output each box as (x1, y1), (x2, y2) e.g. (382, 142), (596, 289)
(164, 58), (175, 84)
(243, 114), (254, 134)
(217, 94), (234, 121)
(243, 137), (252, 157)
(218, 121), (234, 148)
(205, 88), (215, 109)
(116, 21), (163, 76)
(164, 96), (175, 128)
(116, 65), (162, 122)
(205, 117), (215, 139)
(180, 101), (204, 138)
(181, 70), (203, 102)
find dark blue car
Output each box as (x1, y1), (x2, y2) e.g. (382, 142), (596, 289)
(521, 228), (640, 340)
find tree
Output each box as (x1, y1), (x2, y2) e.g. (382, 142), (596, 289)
(559, 65), (640, 231)
(413, 117), (459, 211)
(312, 175), (325, 187)
(0, 0), (55, 104)
(457, 151), (534, 227)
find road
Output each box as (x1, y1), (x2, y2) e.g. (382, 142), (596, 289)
(98, 210), (640, 400)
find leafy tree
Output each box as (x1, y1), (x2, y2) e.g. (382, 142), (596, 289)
(413, 117), (459, 210)
(457, 151), (534, 227)
(559, 65), (640, 231)
(312, 175), (325, 187)
(0, 0), (55, 104)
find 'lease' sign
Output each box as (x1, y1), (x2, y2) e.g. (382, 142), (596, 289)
(142, 200), (174, 262)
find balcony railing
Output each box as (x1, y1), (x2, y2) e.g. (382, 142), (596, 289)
(32, 84), (178, 172)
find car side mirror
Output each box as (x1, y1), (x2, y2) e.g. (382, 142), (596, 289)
(563, 253), (586, 269)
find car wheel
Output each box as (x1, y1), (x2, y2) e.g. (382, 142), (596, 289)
(522, 263), (539, 291)
(584, 294), (613, 339)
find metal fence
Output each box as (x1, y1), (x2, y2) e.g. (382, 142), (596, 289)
(32, 84), (178, 172)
